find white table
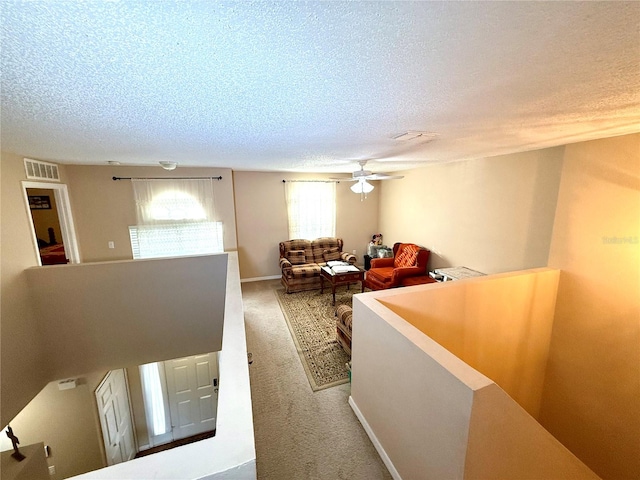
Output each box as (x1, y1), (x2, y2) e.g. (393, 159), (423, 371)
(432, 267), (485, 282)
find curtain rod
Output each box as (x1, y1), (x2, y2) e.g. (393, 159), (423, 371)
(112, 176), (222, 181)
(282, 179), (340, 183)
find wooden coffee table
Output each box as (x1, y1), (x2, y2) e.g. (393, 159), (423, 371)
(320, 266), (365, 305)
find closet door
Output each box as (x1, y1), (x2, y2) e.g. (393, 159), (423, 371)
(96, 369), (136, 465)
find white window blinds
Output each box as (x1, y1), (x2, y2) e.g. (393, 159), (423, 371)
(129, 222), (223, 259)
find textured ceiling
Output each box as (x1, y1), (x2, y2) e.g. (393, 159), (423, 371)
(1, 1), (639, 173)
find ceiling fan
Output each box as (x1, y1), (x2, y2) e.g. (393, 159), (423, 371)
(331, 160), (404, 198)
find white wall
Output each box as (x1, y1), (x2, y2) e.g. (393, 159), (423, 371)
(350, 288), (487, 480)
(25, 254), (227, 379)
(377, 268), (559, 418)
(71, 252), (256, 480)
(465, 384), (599, 480)
(350, 270), (598, 480)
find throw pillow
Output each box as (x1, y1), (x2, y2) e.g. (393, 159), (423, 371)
(287, 250), (307, 265)
(394, 250), (406, 268)
(395, 244), (420, 268)
(323, 246), (342, 262)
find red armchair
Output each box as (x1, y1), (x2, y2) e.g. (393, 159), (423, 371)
(364, 242), (430, 290)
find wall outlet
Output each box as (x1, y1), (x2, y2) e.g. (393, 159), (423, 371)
(48, 465), (56, 475)
(108, 241), (115, 249)
(352, 249), (356, 254)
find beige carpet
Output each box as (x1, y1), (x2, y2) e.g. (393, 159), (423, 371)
(275, 287), (354, 391)
(242, 279), (392, 480)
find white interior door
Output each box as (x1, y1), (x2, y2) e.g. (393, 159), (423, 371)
(164, 353), (219, 440)
(96, 369), (136, 465)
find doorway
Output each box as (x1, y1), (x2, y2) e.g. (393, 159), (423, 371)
(95, 354), (219, 465)
(26, 187), (67, 264)
(139, 353), (219, 451)
(21, 181), (80, 265)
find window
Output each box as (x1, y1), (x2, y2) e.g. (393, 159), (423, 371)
(129, 222), (223, 259)
(285, 181), (336, 239)
(139, 362), (170, 438)
(130, 179), (223, 259)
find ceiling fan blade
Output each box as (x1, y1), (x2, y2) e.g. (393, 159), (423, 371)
(329, 159), (406, 182)
(328, 176), (359, 182)
(364, 173), (405, 180)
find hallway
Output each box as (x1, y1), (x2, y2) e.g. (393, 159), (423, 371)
(242, 280), (391, 480)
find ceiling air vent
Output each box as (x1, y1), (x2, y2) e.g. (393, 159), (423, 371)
(392, 131), (438, 142)
(24, 158), (60, 182)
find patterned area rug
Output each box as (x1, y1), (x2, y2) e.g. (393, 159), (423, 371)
(275, 287), (354, 391)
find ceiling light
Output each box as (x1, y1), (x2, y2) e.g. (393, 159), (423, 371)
(159, 161), (177, 171)
(350, 179), (374, 194)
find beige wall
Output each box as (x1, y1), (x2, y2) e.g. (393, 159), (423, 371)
(0, 151), (64, 425)
(64, 165), (237, 262)
(233, 171), (379, 279)
(27, 187), (63, 246)
(1, 442), (49, 479)
(540, 134), (640, 480)
(0, 371), (107, 480)
(379, 268), (559, 418)
(4, 132), (638, 479)
(378, 147), (564, 274)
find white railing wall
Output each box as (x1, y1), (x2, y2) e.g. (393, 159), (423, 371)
(349, 269), (599, 480)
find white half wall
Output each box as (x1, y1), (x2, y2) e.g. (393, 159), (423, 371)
(350, 271), (599, 480)
(350, 291), (489, 480)
(26, 254), (227, 379)
(69, 251), (256, 480)
(465, 384), (600, 479)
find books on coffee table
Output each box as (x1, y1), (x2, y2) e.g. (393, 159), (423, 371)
(331, 265), (359, 273)
(327, 260), (349, 268)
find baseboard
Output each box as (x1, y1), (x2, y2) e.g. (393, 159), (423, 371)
(349, 396), (402, 480)
(240, 275), (280, 283)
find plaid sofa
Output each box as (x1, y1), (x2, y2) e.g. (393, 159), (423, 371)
(279, 237), (357, 293)
(336, 304), (353, 356)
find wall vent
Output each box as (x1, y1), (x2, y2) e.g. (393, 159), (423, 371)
(24, 158), (60, 182)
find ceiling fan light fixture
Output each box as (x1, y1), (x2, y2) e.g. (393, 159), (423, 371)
(159, 161), (178, 171)
(350, 179), (374, 194)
